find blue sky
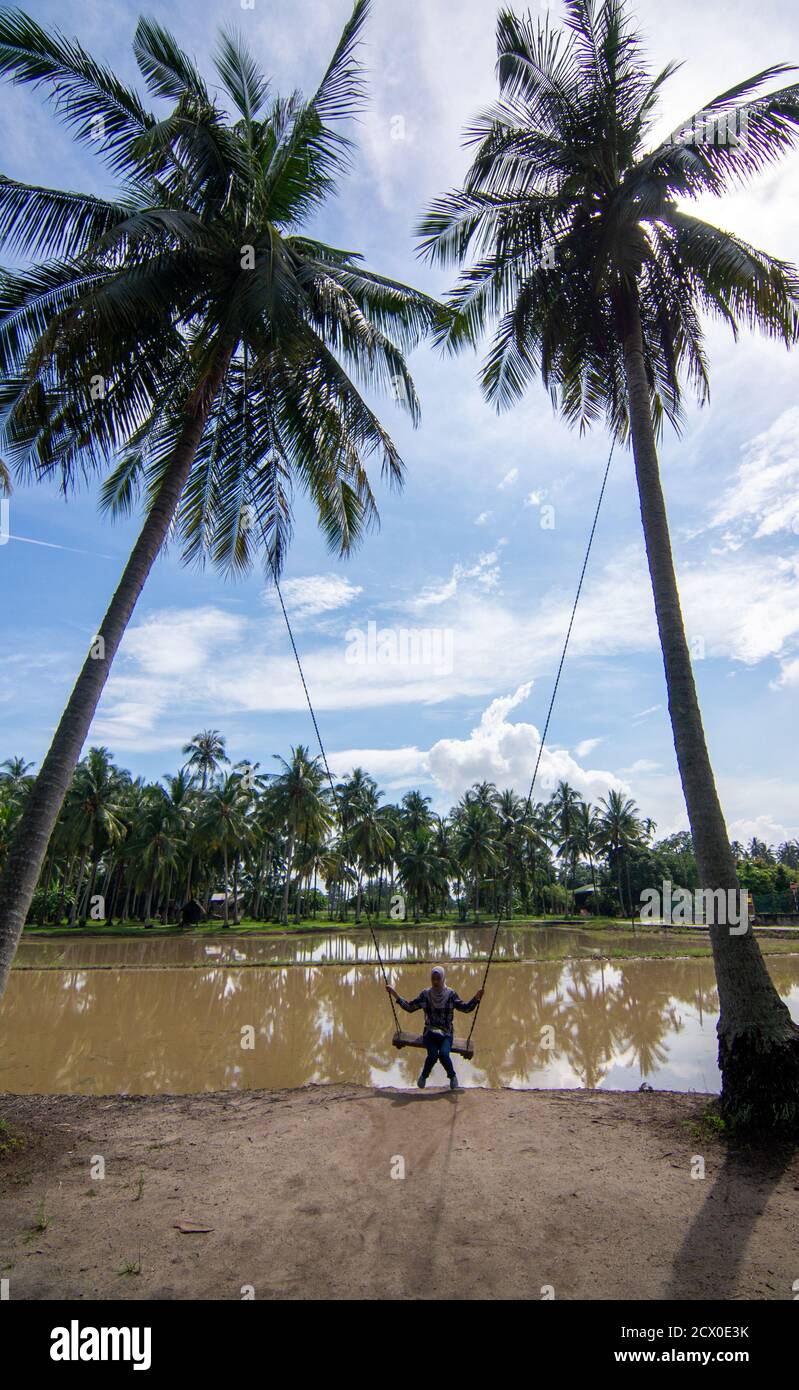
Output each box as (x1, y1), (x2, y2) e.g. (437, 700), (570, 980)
(2, 0), (798, 843)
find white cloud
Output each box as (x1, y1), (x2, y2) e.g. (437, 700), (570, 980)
(771, 657), (799, 690)
(424, 682), (627, 803)
(709, 407), (799, 545)
(498, 468), (519, 490)
(475, 511), (493, 526)
(328, 746), (427, 786)
(121, 607), (246, 678)
(264, 573), (362, 620)
(91, 531), (799, 752)
(727, 813), (794, 847)
(402, 550), (501, 612)
(575, 737), (603, 757)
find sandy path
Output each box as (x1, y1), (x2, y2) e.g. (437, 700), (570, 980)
(1, 1086), (797, 1300)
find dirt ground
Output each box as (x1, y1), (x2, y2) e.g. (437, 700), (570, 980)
(1, 1085), (797, 1301)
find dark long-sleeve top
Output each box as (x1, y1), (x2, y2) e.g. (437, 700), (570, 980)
(396, 985), (478, 1038)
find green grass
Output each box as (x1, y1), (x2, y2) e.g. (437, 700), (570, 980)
(17, 914), (798, 966)
(0, 1119), (22, 1157)
(684, 1104), (727, 1143)
(24, 1199), (48, 1240)
(19, 911), (676, 938)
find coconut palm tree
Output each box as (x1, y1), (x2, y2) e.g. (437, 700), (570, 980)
(398, 829), (448, 924)
(346, 793), (393, 923)
(419, 0), (799, 1128)
(0, 1), (444, 992)
(597, 789), (642, 918)
(550, 780), (582, 913)
(454, 800), (499, 922)
(200, 773), (252, 926)
(62, 746), (128, 924)
(270, 746), (330, 924)
(0, 756), (36, 792)
(161, 767), (199, 908)
(135, 784), (187, 924)
(400, 789), (433, 836)
(574, 799), (601, 893)
(182, 731), (229, 792)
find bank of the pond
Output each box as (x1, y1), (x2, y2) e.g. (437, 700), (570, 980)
(1, 1086), (797, 1301)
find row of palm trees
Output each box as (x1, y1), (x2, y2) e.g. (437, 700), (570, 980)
(1, 738), (663, 928)
(0, 0), (797, 1124)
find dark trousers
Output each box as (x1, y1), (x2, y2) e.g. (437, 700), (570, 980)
(421, 1031), (456, 1080)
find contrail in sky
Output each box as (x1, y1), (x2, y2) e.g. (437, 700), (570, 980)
(3, 532), (114, 560)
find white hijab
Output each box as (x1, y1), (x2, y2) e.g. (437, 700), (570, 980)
(429, 966), (448, 1006)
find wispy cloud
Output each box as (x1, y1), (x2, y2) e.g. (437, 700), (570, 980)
(264, 573), (362, 621)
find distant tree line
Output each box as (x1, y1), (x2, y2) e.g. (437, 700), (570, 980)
(3, 740), (793, 929)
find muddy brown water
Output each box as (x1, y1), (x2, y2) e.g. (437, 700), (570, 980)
(3, 930), (798, 1095)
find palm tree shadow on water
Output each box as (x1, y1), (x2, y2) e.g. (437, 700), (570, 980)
(665, 1142), (795, 1300)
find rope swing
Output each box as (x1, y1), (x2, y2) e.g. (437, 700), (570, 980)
(268, 439), (615, 1061)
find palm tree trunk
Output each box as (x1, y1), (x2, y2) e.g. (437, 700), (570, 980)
(163, 867), (172, 926)
(70, 852), (87, 928)
(623, 303), (799, 1129)
(281, 830), (295, 925)
(82, 857), (99, 926)
(295, 833), (308, 923)
(0, 352), (232, 999)
(105, 858), (120, 923)
(38, 845), (55, 926)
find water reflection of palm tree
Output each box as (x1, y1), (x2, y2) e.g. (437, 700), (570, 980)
(611, 964), (684, 1079)
(560, 963), (621, 1088)
(6, 952), (797, 1096)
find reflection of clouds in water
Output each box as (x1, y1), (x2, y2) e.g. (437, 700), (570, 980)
(17, 924), (688, 970)
(317, 1005), (335, 1040)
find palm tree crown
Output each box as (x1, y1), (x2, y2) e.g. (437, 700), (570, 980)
(0, 1), (443, 566)
(418, 0), (799, 433)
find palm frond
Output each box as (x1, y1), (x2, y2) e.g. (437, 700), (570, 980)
(133, 16), (209, 104)
(0, 8), (153, 172)
(214, 29), (270, 125)
(0, 178), (128, 259)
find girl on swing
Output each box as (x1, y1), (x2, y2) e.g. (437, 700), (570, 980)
(386, 966), (484, 1090)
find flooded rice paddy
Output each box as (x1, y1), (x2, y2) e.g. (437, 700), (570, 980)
(3, 927), (798, 1095)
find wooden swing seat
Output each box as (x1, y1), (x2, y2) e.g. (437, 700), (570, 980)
(392, 1029), (475, 1060)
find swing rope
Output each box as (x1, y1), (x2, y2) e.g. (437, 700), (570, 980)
(268, 552), (402, 1035)
(264, 437), (614, 1053)
(465, 438), (615, 1046)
